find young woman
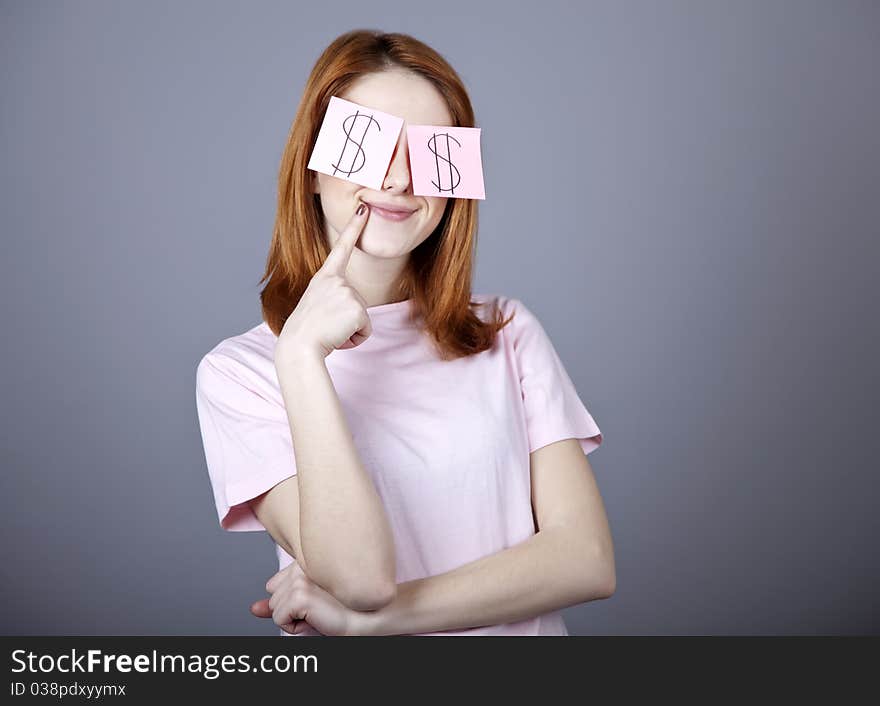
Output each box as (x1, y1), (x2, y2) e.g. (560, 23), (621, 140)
(195, 29), (615, 636)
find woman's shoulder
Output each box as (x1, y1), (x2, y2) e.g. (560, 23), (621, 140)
(472, 292), (537, 330)
(196, 321), (278, 395)
(471, 292), (523, 319)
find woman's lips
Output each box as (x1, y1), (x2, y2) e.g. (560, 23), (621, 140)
(368, 203), (416, 221)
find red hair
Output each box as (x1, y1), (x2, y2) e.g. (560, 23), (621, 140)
(258, 29), (512, 360)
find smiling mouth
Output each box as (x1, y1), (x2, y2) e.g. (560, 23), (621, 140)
(366, 203), (417, 221)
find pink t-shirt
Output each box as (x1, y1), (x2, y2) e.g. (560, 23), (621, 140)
(195, 294), (603, 636)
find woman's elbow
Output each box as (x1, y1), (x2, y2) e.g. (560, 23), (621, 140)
(598, 565), (616, 599)
(336, 578), (397, 612)
(580, 541), (616, 600)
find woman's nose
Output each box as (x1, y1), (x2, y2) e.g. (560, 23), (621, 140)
(382, 137), (412, 192)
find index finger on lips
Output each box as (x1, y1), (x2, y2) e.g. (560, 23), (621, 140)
(321, 201), (370, 275)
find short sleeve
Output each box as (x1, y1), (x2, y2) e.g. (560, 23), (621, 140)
(509, 298), (604, 456)
(195, 353), (298, 532)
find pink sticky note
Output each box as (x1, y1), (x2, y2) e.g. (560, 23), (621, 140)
(406, 125), (485, 200)
(307, 96), (404, 190)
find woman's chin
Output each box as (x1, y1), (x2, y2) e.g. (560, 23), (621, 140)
(357, 233), (408, 259)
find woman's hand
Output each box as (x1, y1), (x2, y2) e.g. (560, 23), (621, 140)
(249, 560), (363, 636)
(275, 202), (373, 363)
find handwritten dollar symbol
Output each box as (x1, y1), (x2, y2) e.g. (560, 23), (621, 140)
(428, 133), (462, 195)
(331, 111), (381, 177)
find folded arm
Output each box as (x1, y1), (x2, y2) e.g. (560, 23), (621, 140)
(353, 438), (616, 635)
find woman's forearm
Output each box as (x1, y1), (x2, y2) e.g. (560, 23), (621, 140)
(352, 525), (615, 635)
(275, 347), (397, 610)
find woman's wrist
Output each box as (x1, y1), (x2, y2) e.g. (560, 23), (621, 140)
(274, 339), (325, 372)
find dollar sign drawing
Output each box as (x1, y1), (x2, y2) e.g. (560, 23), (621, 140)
(428, 133), (462, 195)
(331, 111), (381, 177)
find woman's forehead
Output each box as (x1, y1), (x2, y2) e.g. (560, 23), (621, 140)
(341, 71), (454, 127)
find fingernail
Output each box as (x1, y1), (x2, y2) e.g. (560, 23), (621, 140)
(356, 203), (367, 216)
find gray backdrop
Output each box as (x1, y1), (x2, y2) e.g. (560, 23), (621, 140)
(2, 0), (877, 635)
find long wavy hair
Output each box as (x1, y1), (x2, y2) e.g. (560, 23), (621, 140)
(258, 29), (513, 360)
